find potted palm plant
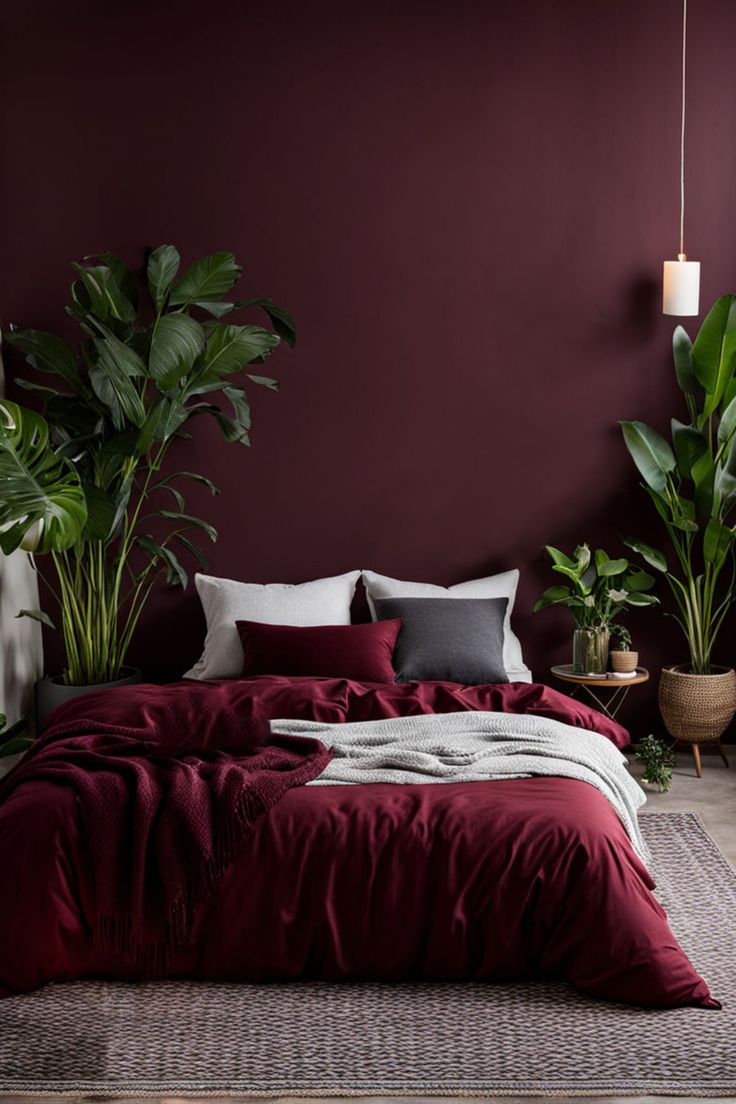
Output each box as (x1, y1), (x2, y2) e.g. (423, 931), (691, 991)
(0, 247), (295, 727)
(621, 294), (736, 765)
(534, 543), (658, 673)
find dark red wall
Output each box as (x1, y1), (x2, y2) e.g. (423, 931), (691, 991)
(2, 0), (736, 731)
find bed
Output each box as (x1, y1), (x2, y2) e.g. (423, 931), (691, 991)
(0, 675), (719, 1009)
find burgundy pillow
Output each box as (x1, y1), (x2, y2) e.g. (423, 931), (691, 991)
(236, 618), (402, 682)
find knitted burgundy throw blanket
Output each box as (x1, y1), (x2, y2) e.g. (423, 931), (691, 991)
(0, 681), (331, 971)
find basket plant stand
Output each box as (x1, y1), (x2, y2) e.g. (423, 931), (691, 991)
(658, 665), (733, 778)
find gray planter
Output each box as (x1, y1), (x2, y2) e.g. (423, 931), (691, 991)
(35, 667), (142, 732)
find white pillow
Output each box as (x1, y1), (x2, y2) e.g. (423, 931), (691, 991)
(185, 570), (361, 680)
(361, 569), (531, 682)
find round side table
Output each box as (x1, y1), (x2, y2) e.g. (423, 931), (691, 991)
(550, 665), (650, 721)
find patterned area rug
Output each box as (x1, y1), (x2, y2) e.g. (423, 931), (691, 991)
(2, 812), (734, 1098)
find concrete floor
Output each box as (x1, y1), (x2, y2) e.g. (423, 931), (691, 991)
(3, 751), (735, 1104)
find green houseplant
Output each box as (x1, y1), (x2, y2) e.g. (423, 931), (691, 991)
(608, 624), (639, 674)
(634, 734), (676, 793)
(0, 247), (295, 718)
(620, 294), (736, 765)
(534, 543), (658, 673)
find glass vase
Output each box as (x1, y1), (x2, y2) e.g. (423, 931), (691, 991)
(572, 627), (610, 675)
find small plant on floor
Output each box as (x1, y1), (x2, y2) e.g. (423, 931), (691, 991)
(634, 734), (676, 792)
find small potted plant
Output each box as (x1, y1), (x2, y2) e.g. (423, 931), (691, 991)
(634, 734), (676, 792)
(534, 544), (658, 674)
(610, 625), (638, 674)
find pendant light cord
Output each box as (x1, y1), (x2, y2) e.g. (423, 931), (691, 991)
(679, 0), (688, 257)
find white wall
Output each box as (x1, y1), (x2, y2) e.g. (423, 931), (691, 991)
(0, 551), (43, 724)
(0, 336), (43, 725)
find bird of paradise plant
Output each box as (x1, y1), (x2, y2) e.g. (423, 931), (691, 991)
(620, 295), (736, 675)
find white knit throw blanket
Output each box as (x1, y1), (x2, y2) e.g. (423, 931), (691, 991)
(270, 712), (648, 864)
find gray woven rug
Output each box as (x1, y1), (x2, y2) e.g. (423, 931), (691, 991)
(1, 811), (734, 1098)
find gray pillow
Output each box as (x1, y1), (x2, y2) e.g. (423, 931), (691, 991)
(373, 596), (509, 685)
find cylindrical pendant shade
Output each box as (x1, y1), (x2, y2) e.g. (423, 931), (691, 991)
(663, 258), (700, 316)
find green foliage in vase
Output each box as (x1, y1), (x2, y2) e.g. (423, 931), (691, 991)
(534, 543), (658, 630)
(620, 295), (736, 675)
(0, 247), (295, 685)
(634, 733), (676, 792)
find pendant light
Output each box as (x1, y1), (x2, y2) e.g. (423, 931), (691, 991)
(663, 0), (700, 316)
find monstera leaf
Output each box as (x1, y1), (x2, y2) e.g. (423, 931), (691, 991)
(0, 400), (87, 554)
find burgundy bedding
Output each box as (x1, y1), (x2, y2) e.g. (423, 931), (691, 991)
(0, 676), (718, 1008)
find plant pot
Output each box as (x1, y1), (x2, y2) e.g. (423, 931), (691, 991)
(658, 665), (736, 746)
(572, 626), (610, 675)
(611, 649), (639, 674)
(35, 667), (142, 733)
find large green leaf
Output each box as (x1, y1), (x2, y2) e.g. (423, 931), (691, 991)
(136, 536), (188, 589)
(186, 401), (250, 444)
(15, 378), (62, 401)
(714, 435), (736, 519)
(0, 400), (87, 554)
(703, 518), (735, 569)
(545, 545), (576, 570)
(0, 734), (33, 758)
(158, 470), (220, 496)
(89, 336), (147, 429)
(71, 262), (136, 323)
(237, 298), (297, 347)
(155, 509), (217, 542)
(692, 449), (716, 519)
(169, 252), (241, 306)
(204, 324), (280, 375)
(597, 557), (629, 577)
(173, 532), (210, 571)
(718, 394), (736, 449)
(594, 549), (609, 572)
(147, 245), (180, 310)
(194, 298), (296, 348)
(622, 569), (655, 592)
(86, 253), (139, 313)
(223, 385), (251, 432)
(533, 585), (573, 612)
(197, 298), (297, 348)
(135, 397), (190, 452)
(80, 483), (118, 541)
(671, 419), (707, 480)
(622, 537), (668, 573)
(624, 592), (660, 606)
(6, 328), (84, 392)
(672, 325), (701, 400)
(620, 421), (676, 493)
(692, 295), (736, 417)
(16, 607), (55, 629)
(247, 374), (279, 391)
(149, 314), (205, 388)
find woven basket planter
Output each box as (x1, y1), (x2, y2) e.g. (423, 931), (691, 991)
(658, 665), (736, 745)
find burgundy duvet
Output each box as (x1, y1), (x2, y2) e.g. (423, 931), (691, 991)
(0, 677), (718, 1008)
